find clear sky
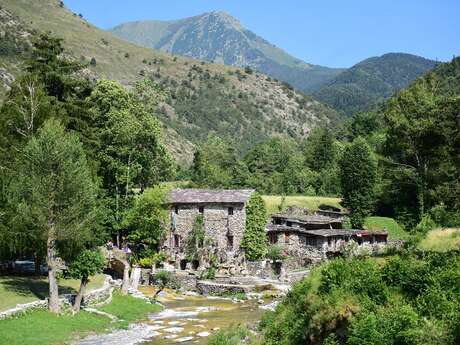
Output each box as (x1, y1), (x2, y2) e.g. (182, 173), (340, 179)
(65, 0), (460, 68)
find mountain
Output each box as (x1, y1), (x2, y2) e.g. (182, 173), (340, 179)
(313, 53), (438, 115)
(109, 12), (344, 94)
(0, 0), (339, 164)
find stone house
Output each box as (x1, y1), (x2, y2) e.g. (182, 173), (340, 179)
(164, 189), (255, 270)
(266, 210), (388, 262)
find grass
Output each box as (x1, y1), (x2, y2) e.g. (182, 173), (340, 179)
(418, 228), (460, 252)
(0, 291), (161, 345)
(0, 309), (111, 345)
(364, 216), (409, 240)
(208, 325), (256, 345)
(0, 274), (105, 311)
(262, 195), (342, 215)
(99, 291), (161, 324)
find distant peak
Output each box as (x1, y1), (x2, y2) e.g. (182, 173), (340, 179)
(200, 10), (241, 27)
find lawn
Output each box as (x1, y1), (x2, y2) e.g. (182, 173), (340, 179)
(262, 195), (342, 215)
(364, 216), (409, 240)
(0, 292), (161, 345)
(0, 274), (105, 311)
(418, 228), (460, 252)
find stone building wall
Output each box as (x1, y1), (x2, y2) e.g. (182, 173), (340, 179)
(167, 203), (247, 266)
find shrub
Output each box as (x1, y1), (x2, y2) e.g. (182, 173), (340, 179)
(266, 245), (285, 261)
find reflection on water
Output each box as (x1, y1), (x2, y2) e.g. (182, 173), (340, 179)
(140, 286), (266, 345)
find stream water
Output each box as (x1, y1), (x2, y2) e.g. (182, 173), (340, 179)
(78, 287), (274, 345)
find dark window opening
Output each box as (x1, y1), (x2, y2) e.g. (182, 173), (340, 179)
(199, 206), (204, 214)
(180, 259), (187, 270)
(228, 207), (234, 215)
(269, 233), (278, 244)
(174, 206), (179, 214)
(192, 260), (200, 270)
(357, 238), (363, 245)
(274, 218), (282, 225)
(286, 221), (292, 227)
(227, 235), (234, 250)
(174, 234), (180, 248)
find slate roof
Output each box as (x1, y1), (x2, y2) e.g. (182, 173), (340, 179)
(271, 213), (342, 225)
(170, 189), (255, 204)
(266, 225), (387, 238)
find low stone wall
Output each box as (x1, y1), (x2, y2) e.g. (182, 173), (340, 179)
(196, 280), (253, 295)
(0, 275), (118, 320)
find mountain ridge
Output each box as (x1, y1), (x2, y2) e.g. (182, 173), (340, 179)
(109, 11), (345, 93)
(0, 0), (339, 164)
(313, 52), (439, 115)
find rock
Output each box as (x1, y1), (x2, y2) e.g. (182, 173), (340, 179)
(163, 327), (184, 333)
(197, 331), (210, 337)
(174, 336), (194, 343)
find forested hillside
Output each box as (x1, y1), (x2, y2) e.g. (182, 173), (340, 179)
(313, 53), (438, 115)
(0, 0), (339, 163)
(110, 12), (344, 94)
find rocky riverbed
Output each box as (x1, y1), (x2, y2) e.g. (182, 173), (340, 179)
(77, 287), (279, 345)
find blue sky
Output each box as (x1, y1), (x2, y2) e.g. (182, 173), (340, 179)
(65, 0), (460, 68)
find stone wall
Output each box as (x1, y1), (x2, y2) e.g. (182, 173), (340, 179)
(166, 203), (247, 267)
(0, 275), (117, 320)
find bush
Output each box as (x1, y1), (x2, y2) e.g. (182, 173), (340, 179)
(266, 245), (285, 261)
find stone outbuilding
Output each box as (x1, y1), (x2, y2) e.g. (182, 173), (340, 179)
(164, 189), (255, 271)
(266, 209), (388, 262)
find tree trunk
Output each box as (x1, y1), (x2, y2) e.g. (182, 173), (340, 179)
(73, 277), (88, 313)
(121, 261), (130, 294)
(46, 228), (60, 313)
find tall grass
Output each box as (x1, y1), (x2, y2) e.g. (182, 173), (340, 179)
(418, 228), (460, 252)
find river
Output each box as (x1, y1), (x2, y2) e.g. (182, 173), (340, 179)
(78, 287), (277, 345)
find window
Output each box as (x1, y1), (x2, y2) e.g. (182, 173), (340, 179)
(174, 206), (179, 214)
(286, 221), (292, 227)
(174, 234), (180, 248)
(199, 206), (204, 214)
(228, 207), (234, 215)
(274, 218), (282, 225)
(227, 235), (234, 250)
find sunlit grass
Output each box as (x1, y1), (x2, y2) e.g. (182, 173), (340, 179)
(262, 195), (342, 215)
(418, 228), (460, 252)
(364, 216), (408, 240)
(0, 274), (105, 311)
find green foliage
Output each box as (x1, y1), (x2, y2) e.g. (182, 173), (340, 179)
(260, 252), (460, 345)
(380, 58), (460, 228)
(192, 135), (248, 189)
(266, 245), (285, 261)
(208, 325), (252, 345)
(339, 137), (377, 228)
(68, 250), (106, 281)
(6, 119), (100, 259)
(241, 193), (268, 260)
(313, 53), (437, 115)
(123, 186), (169, 250)
(185, 214), (205, 261)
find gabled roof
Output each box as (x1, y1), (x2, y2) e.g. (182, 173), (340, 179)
(171, 189), (255, 204)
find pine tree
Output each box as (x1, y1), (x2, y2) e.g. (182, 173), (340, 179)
(339, 137), (377, 228)
(8, 119), (98, 313)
